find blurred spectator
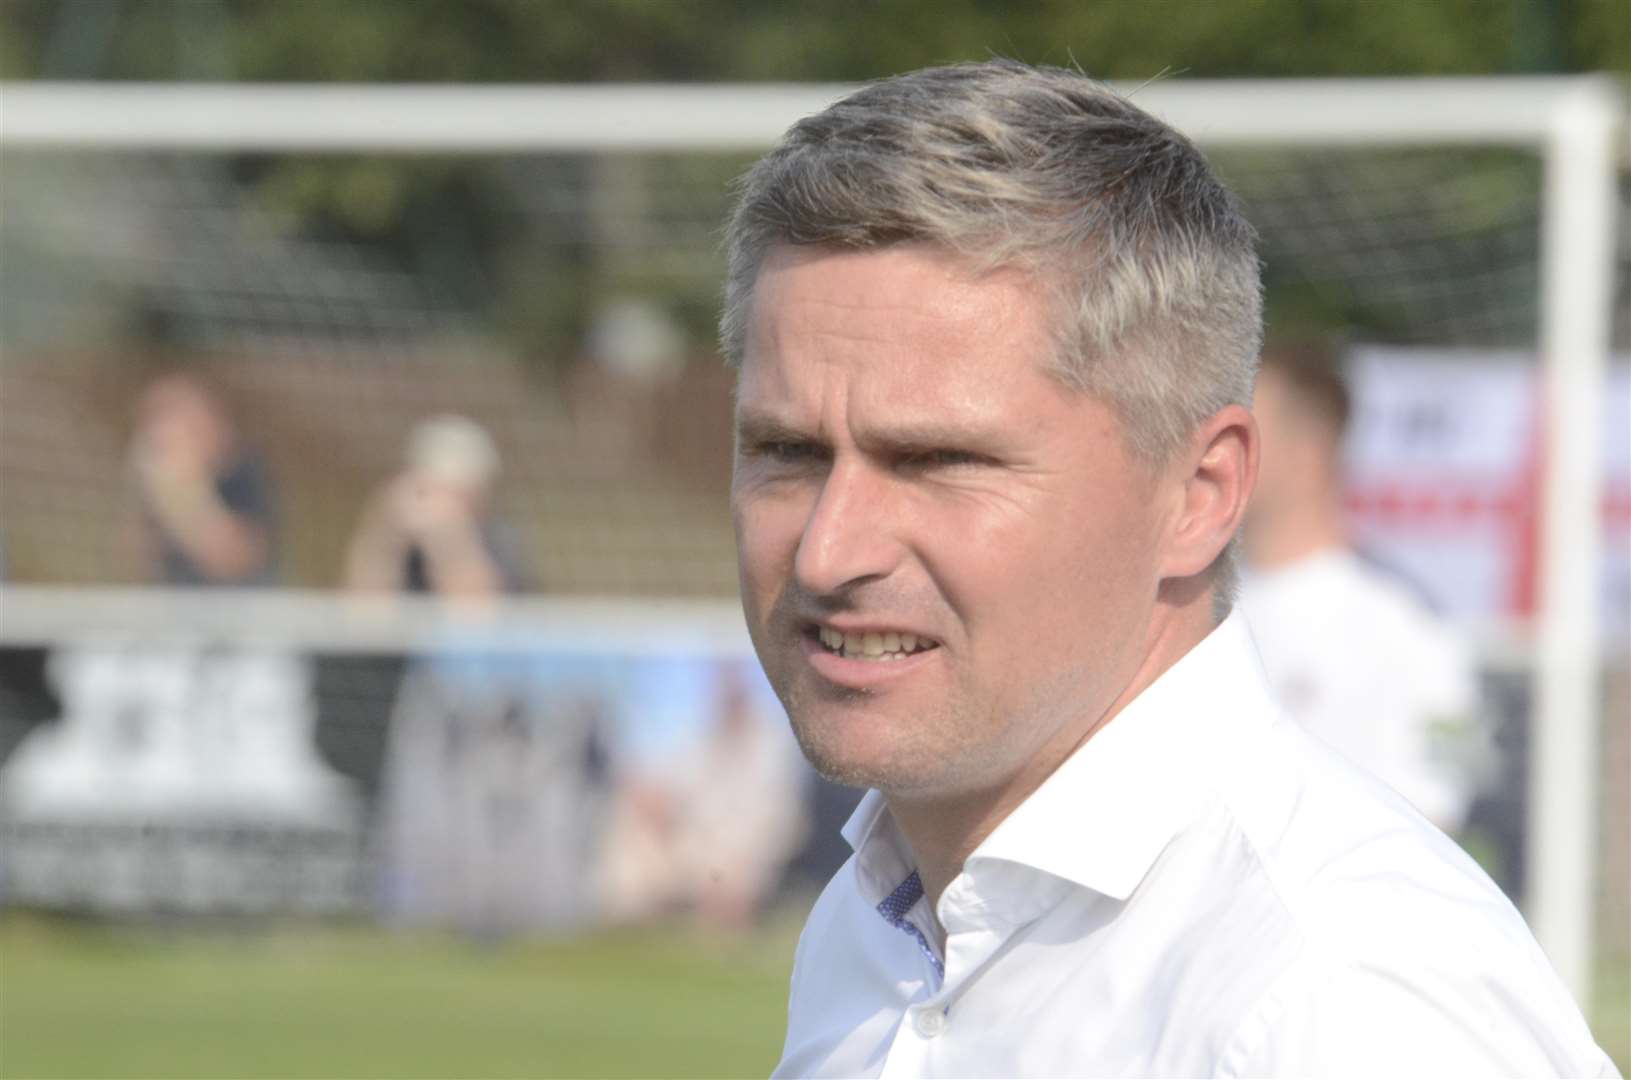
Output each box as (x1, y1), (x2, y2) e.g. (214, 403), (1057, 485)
(128, 371), (277, 586)
(599, 665), (807, 928)
(344, 415), (525, 601)
(377, 658), (610, 936)
(1241, 339), (1486, 833)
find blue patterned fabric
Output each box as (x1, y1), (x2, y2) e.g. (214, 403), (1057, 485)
(876, 870), (944, 980)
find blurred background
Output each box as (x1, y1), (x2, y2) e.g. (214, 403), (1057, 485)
(0, 2), (1626, 1076)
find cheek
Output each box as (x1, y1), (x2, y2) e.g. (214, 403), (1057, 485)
(733, 491), (803, 587)
(921, 497), (1087, 630)
(947, 488), (1155, 628)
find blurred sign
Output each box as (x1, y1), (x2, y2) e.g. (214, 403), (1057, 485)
(377, 640), (803, 934)
(1343, 348), (1630, 638)
(0, 632), (808, 929)
(0, 645), (363, 913)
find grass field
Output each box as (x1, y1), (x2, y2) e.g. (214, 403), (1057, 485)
(2, 911), (1626, 1077)
(1594, 950), (1631, 1078)
(0, 911), (801, 1079)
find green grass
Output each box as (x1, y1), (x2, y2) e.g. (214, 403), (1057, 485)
(1594, 951), (1631, 1079)
(3, 913), (1625, 1078)
(0, 912), (802, 1079)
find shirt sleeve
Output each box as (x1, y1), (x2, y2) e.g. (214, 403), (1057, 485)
(1223, 956), (1620, 1079)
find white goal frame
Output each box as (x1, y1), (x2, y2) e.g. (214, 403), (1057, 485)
(1, 75), (1623, 999)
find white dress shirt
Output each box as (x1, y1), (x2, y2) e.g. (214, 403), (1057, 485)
(773, 614), (1615, 1078)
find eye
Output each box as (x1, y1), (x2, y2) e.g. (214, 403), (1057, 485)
(749, 440), (826, 464)
(900, 448), (985, 470)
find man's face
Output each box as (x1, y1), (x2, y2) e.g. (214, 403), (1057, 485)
(137, 379), (229, 466)
(732, 244), (1173, 801)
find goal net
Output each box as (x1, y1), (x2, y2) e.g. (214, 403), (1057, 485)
(0, 78), (1623, 999)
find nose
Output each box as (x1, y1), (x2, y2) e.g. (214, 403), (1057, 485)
(793, 458), (902, 597)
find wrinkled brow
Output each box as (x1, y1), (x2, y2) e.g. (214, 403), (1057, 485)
(735, 406), (1003, 458)
(734, 409), (817, 446)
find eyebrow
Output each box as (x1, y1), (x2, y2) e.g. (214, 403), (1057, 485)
(734, 407), (999, 456)
(734, 410), (817, 447)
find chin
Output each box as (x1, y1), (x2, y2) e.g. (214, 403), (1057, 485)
(790, 712), (973, 799)
(788, 708), (909, 792)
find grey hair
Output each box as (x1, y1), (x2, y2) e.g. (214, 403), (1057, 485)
(719, 60), (1262, 611)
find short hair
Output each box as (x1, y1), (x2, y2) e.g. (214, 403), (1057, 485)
(720, 59), (1263, 464)
(1257, 337), (1351, 441)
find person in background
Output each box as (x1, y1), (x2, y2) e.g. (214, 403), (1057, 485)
(597, 663), (807, 929)
(351, 416), (539, 933)
(343, 415), (524, 601)
(128, 371), (277, 586)
(1241, 338), (1485, 833)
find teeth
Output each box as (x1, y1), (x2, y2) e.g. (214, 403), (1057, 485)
(816, 625), (936, 661)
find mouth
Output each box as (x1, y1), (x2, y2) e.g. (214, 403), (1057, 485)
(808, 623), (941, 662)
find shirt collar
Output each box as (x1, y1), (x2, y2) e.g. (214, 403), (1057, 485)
(840, 611), (1277, 904)
(840, 787), (890, 855)
(840, 788), (914, 905)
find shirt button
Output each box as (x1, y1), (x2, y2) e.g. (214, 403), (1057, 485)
(913, 1007), (946, 1039)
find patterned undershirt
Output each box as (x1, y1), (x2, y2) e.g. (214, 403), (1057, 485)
(876, 869), (944, 981)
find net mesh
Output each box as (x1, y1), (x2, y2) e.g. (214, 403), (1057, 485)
(1225, 148), (1548, 345)
(0, 150), (750, 593)
(0, 121), (1624, 965)
(2, 144), (1627, 591)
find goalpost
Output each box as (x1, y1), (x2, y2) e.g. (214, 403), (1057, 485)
(0, 76), (1622, 999)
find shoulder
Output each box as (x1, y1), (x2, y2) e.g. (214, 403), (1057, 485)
(1239, 551), (1463, 674)
(219, 445), (270, 484)
(1226, 719), (1503, 931)
(1245, 549), (1444, 631)
(1332, 553), (1468, 652)
(1215, 725), (1609, 1076)
(217, 447), (275, 506)
(1219, 929), (1613, 1077)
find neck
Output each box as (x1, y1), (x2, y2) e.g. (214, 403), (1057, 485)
(1246, 489), (1347, 570)
(885, 598), (1217, 938)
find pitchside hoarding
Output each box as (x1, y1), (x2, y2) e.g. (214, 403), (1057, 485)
(1344, 348), (1629, 641)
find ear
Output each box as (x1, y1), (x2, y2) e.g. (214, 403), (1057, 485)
(1158, 404), (1258, 580)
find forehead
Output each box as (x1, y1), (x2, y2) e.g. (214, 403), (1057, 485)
(738, 244), (1058, 415)
(750, 242), (1040, 334)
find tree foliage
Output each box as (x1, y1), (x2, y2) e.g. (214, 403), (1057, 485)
(2, 0), (1622, 363)
(4, 0), (1625, 84)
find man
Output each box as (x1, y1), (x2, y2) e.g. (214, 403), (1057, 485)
(723, 61), (1613, 1077)
(1242, 340), (1485, 833)
(343, 414), (524, 601)
(129, 371), (277, 586)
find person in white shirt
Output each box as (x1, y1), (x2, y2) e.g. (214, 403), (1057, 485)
(721, 60), (1615, 1078)
(1241, 341), (1486, 832)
